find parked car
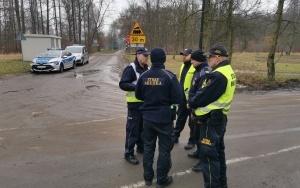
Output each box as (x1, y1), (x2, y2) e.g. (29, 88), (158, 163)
(31, 49), (76, 73)
(65, 45), (89, 65)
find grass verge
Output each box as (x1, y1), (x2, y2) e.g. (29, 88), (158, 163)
(0, 54), (30, 77)
(123, 52), (300, 91)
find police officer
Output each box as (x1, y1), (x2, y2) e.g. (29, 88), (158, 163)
(135, 48), (183, 187)
(187, 45), (236, 188)
(173, 48), (196, 150)
(187, 50), (211, 173)
(119, 47), (150, 165)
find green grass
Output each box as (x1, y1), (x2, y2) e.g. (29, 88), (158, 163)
(0, 54), (31, 76)
(123, 52), (300, 89)
(1, 52), (300, 89)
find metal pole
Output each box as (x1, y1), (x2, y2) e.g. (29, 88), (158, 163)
(199, 0), (205, 50)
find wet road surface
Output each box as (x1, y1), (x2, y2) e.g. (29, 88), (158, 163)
(0, 51), (299, 188)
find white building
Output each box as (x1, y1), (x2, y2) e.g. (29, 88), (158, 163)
(21, 34), (61, 61)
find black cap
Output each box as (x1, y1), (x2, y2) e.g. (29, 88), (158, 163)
(191, 50), (207, 62)
(204, 45), (228, 57)
(180, 48), (193, 55)
(150, 48), (166, 64)
(136, 47), (150, 55)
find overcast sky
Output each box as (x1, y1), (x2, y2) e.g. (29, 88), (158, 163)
(103, 0), (279, 33)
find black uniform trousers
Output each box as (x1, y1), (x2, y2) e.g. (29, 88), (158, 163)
(193, 119), (201, 154)
(173, 99), (194, 144)
(198, 112), (227, 188)
(142, 119), (174, 184)
(124, 108), (143, 157)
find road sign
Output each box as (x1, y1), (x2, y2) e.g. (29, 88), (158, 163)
(125, 35), (130, 42)
(130, 43), (144, 47)
(130, 22), (144, 36)
(16, 32), (26, 40)
(130, 36), (146, 44)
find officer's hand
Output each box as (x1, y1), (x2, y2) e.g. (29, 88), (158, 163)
(187, 103), (190, 109)
(191, 114), (196, 121)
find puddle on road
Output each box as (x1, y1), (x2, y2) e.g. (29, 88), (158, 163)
(71, 69), (102, 79)
(86, 85), (100, 90)
(3, 88), (34, 95)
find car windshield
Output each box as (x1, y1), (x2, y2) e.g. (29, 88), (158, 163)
(66, 47), (82, 53)
(40, 50), (62, 58)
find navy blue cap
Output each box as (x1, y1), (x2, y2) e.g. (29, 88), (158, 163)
(204, 45), (228, 57)
(136, 47), (150, 55)
(180, 48), (193, 55)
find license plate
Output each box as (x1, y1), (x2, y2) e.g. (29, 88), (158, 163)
(37, 66), (46, 68)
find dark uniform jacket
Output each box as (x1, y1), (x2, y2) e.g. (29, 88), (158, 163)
(135, 63), (183, 124)
(188, 62), (210, 99)
(188, 61), (229, 118)
(119, 59), (149, 109)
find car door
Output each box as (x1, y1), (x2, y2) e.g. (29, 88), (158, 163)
(61, 51), (69, 68)
(83, 47), (88, 63)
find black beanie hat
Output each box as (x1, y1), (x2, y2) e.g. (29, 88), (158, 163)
(191, 50), (207, 62)
(150, 48), (166, 64)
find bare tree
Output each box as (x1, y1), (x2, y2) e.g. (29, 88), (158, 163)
(46, 0), (49, 34)
(39, 0), (45, 34)
(14, 0), (21, 32)
(53, 0), (58, 35)
(21, 0), (25, 33)
(267, 0), (285, 81)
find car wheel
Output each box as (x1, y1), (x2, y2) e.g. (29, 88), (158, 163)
(59, 64), (64, 73)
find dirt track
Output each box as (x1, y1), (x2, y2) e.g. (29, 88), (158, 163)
(0, 51), (300, 188)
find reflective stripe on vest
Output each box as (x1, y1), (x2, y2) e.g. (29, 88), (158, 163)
(179, 63), (196, 100)
(126, 62), (143, 103)
(195, 65), (236, 116)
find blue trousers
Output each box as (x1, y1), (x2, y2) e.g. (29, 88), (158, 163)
(199, 114), (227, 188)
(124, 109), (143, 157)
(142, 119), (174, 184)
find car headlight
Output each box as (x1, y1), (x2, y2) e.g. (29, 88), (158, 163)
(49, 61), (59, 65)
(31, 59), (37, 64)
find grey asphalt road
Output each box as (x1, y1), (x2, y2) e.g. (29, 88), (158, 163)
(0, 51), (299, 188)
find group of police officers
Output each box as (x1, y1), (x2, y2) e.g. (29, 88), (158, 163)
(119, 45), (236, 188)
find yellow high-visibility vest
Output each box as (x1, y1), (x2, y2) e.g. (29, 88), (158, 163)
(126, 62), (143, 103)
(179, 63), (195, 99)
(195, 64), (236, 116)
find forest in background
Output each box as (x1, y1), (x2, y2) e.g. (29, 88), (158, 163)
(0, 0), (299, 80)
(1, 0), (300, 53)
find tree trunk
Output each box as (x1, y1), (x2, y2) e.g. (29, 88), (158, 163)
(21, 0), (25, 33)
(46, 0), (50, 34)
(267, 0), (284, 81)
(203, 0), (211, 50)
(39, 0), (45, 34)
(77, 0), (82, 44)
(227, 0), (234, 63)
(53, 0), (58, 36)
(72, 1), (76, 43)
(14, 0), (21, 32)
(59, 0), (62, 37)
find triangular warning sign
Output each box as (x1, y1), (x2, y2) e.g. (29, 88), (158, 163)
(130, 22), (144, 36)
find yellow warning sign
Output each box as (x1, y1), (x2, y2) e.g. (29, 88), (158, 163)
(130, 22), (145, 36)
(130, 36), (146, 44)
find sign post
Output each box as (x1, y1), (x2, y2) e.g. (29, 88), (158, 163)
(129, 22), (146, 51)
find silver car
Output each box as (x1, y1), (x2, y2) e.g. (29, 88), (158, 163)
(65, 45), (89, 65)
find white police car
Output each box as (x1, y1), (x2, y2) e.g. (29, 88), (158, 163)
(65, 45), (89, 65)
(31, 49), (76, 73)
